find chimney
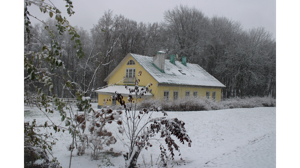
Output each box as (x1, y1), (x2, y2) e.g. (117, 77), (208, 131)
(153, 51), (165, 72)
(170, 54), (176, 65)
(182, 56), (187, 66)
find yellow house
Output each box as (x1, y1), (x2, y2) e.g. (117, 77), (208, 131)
(95, 52), (225, 108)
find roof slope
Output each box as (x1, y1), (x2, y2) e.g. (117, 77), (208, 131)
(130, 53), (225, 87)
(95, 85), (153, 98)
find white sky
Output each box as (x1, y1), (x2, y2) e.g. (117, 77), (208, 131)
(28, 0), (276, 38)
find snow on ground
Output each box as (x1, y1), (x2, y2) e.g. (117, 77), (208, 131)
(24, 104), (275, 168)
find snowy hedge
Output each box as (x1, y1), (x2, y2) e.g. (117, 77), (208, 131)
(137, 97), (276, 111)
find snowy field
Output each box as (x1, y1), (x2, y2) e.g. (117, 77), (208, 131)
(24, 104), (275, 168)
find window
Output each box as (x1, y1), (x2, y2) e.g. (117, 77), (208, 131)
(164, 91), (169, 100)
(206, 91), (210, 99)
(185, 91), (190, 98)
(127, 60), (135, 65)
(173, 91), (179, 100)
(126, 68), (135, 78)
(193, 91), (198, 98)
(124, 68), (136, 83)
(212, 92), (216, 100)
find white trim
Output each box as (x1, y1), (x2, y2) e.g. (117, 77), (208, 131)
(163, 90), (170, 100)
(212, 91), (216, 100)
(206, 91), (210, 99)
(127, 59), (135, 65)
(173, 91), (179, 100)
(125, 68), (136, 78)
(193, 91), (198, 98)
(185, 91), (190, 98)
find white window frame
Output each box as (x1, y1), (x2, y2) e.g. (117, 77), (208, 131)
(212, 91), (216, 100)
(173, 91), (179, 100)
(125, 68), (136, 78)
(193, 91), (198, 98)
(163, 91), (170, 100)
(127, 60), (135, 65)
(206, 91), (210, 99)
(185, 91), (190, 98)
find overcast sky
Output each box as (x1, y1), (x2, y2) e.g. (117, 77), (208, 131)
(28, 0), (276, 38)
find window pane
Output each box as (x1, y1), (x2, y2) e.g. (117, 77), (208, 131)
(212, 92), (216, 100)
(133, 69), (135, 77)
(129, 69), (132, 77)
(164, 91), (169, 100)
(127, 60), (135, 65)
(193, 92), (197, 98)
(173, 91), (178, 100)
(125, 68), (135, 80)
(185, 91), (190, 97)
(206, 92), (210, 99)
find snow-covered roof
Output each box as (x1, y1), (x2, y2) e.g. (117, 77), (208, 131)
(130, 53), (225, 87)
(95, 85), (153, 98)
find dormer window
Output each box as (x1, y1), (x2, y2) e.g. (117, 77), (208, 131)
(127, 60), (135, 65)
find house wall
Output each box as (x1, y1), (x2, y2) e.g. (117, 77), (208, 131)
(107, 55), (159, 94)
(97, 54), (158, 107)
(98, 85), (221, 107)
(156, 85), (222, 102)
(97, 54), (223, 107)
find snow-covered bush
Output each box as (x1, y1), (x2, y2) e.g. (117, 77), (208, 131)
(138, 97), (211, 111)
(136, 98), (161, 109)
(87, 108), (120, 160)
(24, 121), (61, 168)
(220, 96), (276, 109)
(112, 71), (192, 168)
(137, 96), (275, 111)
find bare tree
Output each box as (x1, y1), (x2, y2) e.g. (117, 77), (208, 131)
(164, 5), (210, 60)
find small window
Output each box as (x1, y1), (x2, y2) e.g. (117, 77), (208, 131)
(185, 91), (190, 98)
(193, 91), (198, 98)
(212, 92), (216, 100)
(164, 91), (169, 100)
(206, 91), (210, 99)
(127, 60), (135, 65)
(173, 91), (179, 100)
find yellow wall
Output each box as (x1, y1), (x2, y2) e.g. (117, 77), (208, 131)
(156, 85), (222, 102)
(98, 54), (158, 107)
(107, 54), (159, 96)
(97, 54), (222, 107)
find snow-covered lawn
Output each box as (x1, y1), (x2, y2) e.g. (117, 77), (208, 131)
(24, 104), (275, 168)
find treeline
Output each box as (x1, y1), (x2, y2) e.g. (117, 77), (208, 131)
(25, 5), (275, 99)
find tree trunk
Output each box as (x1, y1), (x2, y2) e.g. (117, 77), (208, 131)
(128, 150), (141, 168)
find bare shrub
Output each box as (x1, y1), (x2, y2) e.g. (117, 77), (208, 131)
(87, 108), (119, 160)
(112, 71), (192, 168)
